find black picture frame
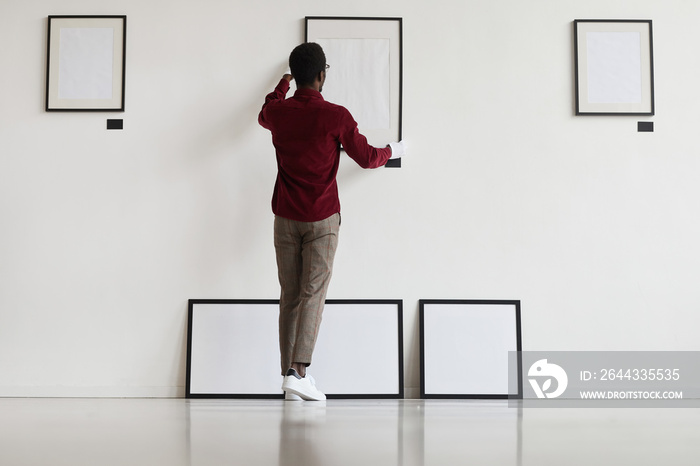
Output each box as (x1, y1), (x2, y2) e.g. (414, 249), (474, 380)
(186, 299), (404, 399)
(574, 19), (654, 115)
(420, 300), (523, 399)
(46, 15), (127, 112)
(305, 16), (403, 168)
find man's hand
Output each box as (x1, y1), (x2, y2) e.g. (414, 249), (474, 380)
(388, 141), (406, 159)
(283, 73), (293, 82)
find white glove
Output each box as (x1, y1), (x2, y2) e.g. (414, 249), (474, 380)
(388, 141), (406, 159)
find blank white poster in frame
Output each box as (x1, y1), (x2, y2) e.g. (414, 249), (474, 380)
(46, 16), (127, 111)
(574, 20), (654, 115)
(305, 17), (403, 168)
(420, 300), (522, 399)
(186, 299), (404, 398)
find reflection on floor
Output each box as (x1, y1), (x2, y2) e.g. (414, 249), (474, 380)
(1, 398), (699, 465)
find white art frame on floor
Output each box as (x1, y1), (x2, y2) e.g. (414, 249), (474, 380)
(420, 300), (522, 399)
(574, 19), (654, 115)
(186, 299), (404, 398)
(305, 16), (403, 167)
(46, 15), (127, 111)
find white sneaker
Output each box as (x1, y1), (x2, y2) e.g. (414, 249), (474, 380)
(285, 391), (302, 401)
(281, 368), (326, 401)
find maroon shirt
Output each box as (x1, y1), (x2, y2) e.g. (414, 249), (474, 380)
(258, 79), (391, 222)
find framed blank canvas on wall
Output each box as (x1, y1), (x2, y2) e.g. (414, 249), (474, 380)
(420, 300), (522, 399)
(46, 15), (127, 111)
(305, 17), (403, 167)
(186, 299), (403, 398)
(574, 20), (654, 115)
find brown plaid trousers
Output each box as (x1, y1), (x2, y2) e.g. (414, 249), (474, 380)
(274, 213), (340, 376)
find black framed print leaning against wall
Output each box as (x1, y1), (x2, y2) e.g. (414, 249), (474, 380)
(420, 300), (522, 399)
(305, 16), (403, 167)
(186, 299), (404, 399)
(46, 16), (127, 111)
(574, 20), (654, 115)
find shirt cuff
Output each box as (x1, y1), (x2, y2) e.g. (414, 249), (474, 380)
(277, 78), (290, 93)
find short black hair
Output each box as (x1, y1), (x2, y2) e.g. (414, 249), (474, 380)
(289, 42), (326, 87)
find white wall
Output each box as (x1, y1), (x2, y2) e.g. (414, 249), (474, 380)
(2, 0), (699, 398)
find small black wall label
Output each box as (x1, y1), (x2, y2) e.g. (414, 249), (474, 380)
(638, 121), (654, 132)
(107, 119), (124, 130)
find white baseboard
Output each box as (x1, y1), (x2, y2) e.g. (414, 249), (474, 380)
(0, 386), (185, 398)
(1, 385), (420, 399)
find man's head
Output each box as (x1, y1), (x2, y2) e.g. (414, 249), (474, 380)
(289, 42), (327, 91)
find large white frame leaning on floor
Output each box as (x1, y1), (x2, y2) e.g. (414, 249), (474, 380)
(46, 15), (127, 111)
(420, 300), (523, 399)
(574, 20), (654, 115)
(305, 16), (403, 167)
(186, 299), (404, 398)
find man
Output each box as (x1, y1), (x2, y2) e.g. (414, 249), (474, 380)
(258, 42), (405, 401)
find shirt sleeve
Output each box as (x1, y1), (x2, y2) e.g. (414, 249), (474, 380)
(258, 79), (290, 130)
(337, 109), (392, 169)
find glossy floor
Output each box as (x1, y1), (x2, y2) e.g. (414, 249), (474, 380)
(1, 398), (699, 465)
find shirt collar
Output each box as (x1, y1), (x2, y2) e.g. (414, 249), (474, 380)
(293, 88), (324, 100)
